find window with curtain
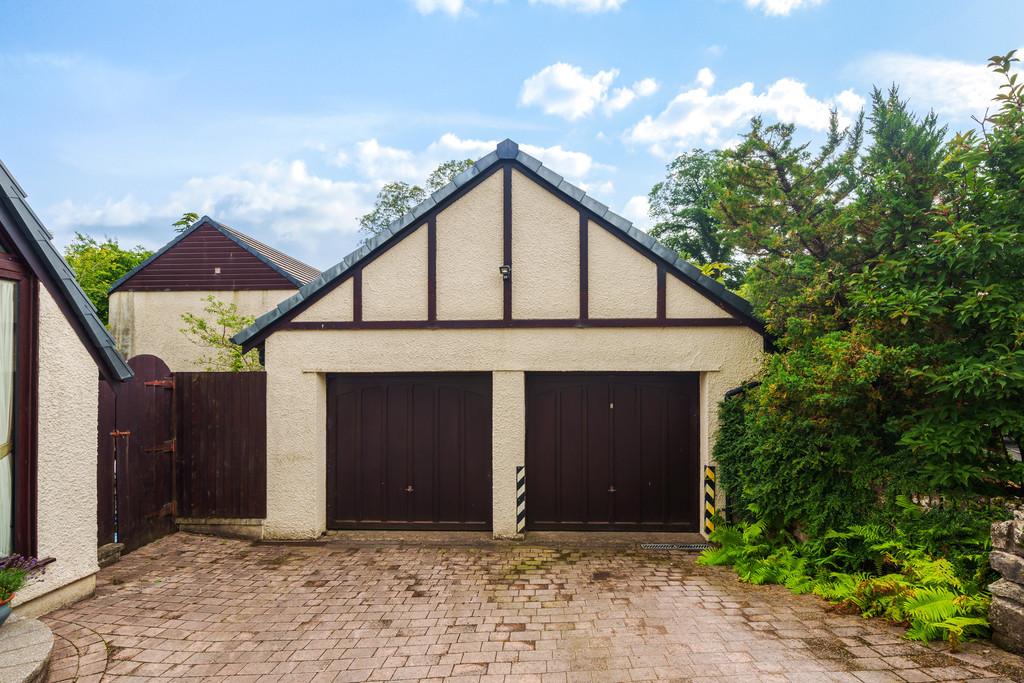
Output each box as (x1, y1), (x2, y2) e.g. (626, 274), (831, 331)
(0, 280), (16, 555)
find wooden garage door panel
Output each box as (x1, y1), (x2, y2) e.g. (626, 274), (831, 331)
(526, 373), (698, 531)
(327, 374), (492, 530)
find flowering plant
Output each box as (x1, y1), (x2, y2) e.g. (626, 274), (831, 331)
(0, 555), (49, 604)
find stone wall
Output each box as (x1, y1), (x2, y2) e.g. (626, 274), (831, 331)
(990, 510), (1024, 654)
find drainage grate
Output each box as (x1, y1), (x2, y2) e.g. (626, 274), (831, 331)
(640, 542), (711, 551)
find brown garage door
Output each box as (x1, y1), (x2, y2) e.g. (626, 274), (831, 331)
(327, 373), (492, 530)
(526, 373), (699, 531)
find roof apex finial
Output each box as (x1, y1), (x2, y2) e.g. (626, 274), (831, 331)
(496, 138), (519, 159)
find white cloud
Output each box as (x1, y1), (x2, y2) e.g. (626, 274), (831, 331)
(528, 0), (626, 11)
(521, 63), (619, 120)
(621, 195), (650, 229)
(46, 160), (374, 261)
(745, 0), (824, 16)
(625, 72), (863, 155)
(412, 0), (465, 16)
(521, 63), (656, 119)
(604, 78), (659, 115)
(43, 134), (616, 267)
(696, 67), (716, 88)
(353, 139), (427, 182)
(852, 52), (1016, 116)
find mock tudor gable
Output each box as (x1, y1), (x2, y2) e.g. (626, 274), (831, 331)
(234, 140), (765, 541)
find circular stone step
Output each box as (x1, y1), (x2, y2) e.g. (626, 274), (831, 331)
(0, 614), (54, 683)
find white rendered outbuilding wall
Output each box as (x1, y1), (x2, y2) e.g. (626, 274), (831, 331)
(109, 289), (297, 371)
(263, 167), (764, 540)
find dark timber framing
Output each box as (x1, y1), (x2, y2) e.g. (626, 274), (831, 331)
(0, 248), (39, 555)
(352, 270), (363, 323)
(578, 212), (588, 321)
(427, 216), (437, 322)
(656, 267), (667, 321)
(285, 318), (745, 331)
(502, 165), (512, 322)
(234, 140), (765, 352)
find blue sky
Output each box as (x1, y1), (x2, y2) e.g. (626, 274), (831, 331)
(1, 0), (1020, 269)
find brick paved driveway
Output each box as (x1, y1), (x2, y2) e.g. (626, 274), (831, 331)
(43, 533), (1024, 683)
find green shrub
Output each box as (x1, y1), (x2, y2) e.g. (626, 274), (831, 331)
(699, 509), (995, 648)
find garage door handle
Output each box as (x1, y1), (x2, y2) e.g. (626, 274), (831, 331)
(404, 485), (414, 493)
(607, 486), (616, 493)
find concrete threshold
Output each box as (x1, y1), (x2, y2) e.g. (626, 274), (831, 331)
(317, 530), (707, 548)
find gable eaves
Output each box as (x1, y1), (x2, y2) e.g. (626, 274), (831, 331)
(232, 139), (763, 349)
(0, 159), (133, 383)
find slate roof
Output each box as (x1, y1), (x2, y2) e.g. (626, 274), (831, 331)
(233, 139), (762, 349)
(0, 159), (133, 382)
(109, 216), (321, 292)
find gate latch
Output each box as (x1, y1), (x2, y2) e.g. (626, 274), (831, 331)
(144, 379), (175, 389)
(110, 430), (131, 438)
(404, 485), (414, 493)
(607, 486), (617, 494)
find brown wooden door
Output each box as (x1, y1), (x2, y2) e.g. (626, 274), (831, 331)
(526, 373), (699, 531)
(327, 373), (492, 530)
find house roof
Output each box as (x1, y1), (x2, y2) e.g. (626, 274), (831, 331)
(233, 138), (762, 350)
(0, 159), (133, 383)
(109, 216), (321, 293)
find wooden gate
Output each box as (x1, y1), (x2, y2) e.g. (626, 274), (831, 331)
(97, 355), (176, 552)
(175, 372), (267, 519)
(99, 361), (268, 552)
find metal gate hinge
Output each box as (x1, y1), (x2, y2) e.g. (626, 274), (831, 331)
(110, 430), (131, 438)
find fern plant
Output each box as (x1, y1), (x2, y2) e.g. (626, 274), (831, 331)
(700, 515), (992, 648)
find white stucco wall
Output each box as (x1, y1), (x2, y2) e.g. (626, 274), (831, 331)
(109, 288), (296, 371)
(362, 225), (428, 321)
(511, 170), (579, 319)
(492, 371), (525, 538)
(294, 279), (354, 323)
(16, 287), (100, 606)
(588, 222), (658, 319)
(666, 274), (734, 319)
(263, 325), (763, 538)
(436, 170), (504, 320)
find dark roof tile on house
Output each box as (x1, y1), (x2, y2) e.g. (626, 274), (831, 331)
(0, 159), (133, 383)
(233, 139), (762, 349)
(109, 216), (320, 293)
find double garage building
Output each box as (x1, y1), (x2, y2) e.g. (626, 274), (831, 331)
(235, 140), (765, 539)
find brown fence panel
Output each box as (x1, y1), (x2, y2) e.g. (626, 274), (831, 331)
(175, 372), (267, 519)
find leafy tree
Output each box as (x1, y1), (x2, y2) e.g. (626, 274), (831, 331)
(648, 150), (744, 287)
(180, 295), (262, 371)
(714, 55), (1024, 536)
(358, 181), (427, 238)
(715, 111), (865, 347)
(359, 159), (475, 238)
(426, 158), (474, 192)
(63, 233), (152, 324)
(172, 211), (200, 233)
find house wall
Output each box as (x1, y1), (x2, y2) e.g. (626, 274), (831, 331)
(109, 289), (296, 371)
(263, 325), (763, 538)
(15, 286), (100, 612)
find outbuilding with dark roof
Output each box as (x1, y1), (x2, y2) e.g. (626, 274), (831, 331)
(233, 139), (765, 541)
(108, 216), (319, 371)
